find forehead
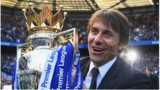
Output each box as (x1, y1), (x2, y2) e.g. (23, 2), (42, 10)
(92, 20), (113, 32)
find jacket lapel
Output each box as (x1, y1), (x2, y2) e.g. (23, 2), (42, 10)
(80, 57), (90, 80)
(98, 57), (123, 89)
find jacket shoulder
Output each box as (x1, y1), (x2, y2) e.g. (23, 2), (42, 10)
(100, 57), (152, 89)
(116, 58), (152, 89)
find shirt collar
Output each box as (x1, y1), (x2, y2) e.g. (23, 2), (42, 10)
(88, 57), (117, 77)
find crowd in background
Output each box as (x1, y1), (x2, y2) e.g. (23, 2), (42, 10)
(1, 11), (158, 45)
(1, 14), (27, 43)
(1, 54), (16, 89)
(129, 13), (158, 41)
(132, 51), (159, 76)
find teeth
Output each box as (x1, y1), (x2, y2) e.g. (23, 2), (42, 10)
(93, 47), (103, 51)
(95, 49), (102, 51)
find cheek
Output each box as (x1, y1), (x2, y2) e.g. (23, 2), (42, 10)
(105, 36), (120, 46)
(104, 39), (120, 51)
(88, 34), (95, 44)
(109, 43), (120, 54)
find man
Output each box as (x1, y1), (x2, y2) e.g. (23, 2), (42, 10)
(80, 9), (152, 89)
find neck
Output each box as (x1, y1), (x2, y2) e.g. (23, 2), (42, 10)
(92, 56), (117, 67)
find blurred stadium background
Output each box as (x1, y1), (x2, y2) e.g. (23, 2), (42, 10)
(1, 0), (159, 89)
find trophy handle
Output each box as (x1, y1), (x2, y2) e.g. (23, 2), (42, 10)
(54, 28), (79, 52)
(73, 29), (79, 53)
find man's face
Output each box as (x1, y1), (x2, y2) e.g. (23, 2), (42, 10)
(88, 20), (121, 66)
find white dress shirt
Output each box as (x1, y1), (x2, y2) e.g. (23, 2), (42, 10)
(84, 57), (117, 89)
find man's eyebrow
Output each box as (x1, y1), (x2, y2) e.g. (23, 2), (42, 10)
(103, 30), (113, 34)
(103, 29), (113, 32)
(92, 26), (113, 32)
(91, 27), (98, 30)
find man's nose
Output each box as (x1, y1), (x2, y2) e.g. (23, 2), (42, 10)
(94, 33), (103, 44)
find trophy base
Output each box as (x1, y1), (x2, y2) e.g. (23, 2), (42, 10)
(18, 70), (41, 89)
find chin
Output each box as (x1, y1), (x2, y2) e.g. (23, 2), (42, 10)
(91, 58), (105, 66)
(90, 55), (104, 62)
(90, 54), (113, 66)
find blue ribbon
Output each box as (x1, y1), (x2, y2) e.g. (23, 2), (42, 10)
(71, 53), (83, 89)
(38, 48), (58, 89)
(51, 42), (83, 89)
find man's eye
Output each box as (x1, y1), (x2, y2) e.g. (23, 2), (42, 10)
(90, 28), (98, 34)
(103, 31), (113, 37)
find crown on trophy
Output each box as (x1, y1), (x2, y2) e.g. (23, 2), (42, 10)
(24, 5), (65, 39)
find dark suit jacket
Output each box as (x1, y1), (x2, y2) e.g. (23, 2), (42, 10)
(80, 56), (152, 89)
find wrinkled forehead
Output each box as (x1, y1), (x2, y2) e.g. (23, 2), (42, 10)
(91, 17), (113, 30)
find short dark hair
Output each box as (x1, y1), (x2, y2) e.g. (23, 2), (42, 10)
(87, 9), (130, 45)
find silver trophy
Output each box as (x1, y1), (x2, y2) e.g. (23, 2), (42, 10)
(14, 6), (79, 89)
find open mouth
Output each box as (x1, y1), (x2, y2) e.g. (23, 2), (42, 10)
(92, 47), (105, 55)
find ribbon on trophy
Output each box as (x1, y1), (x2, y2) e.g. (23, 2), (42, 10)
(38, 29), (83, 89)
(38, 47), (58, 89)
(38, 42), (83, 89)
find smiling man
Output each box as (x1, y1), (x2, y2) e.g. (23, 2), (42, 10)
(80, 9), (152, 89)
